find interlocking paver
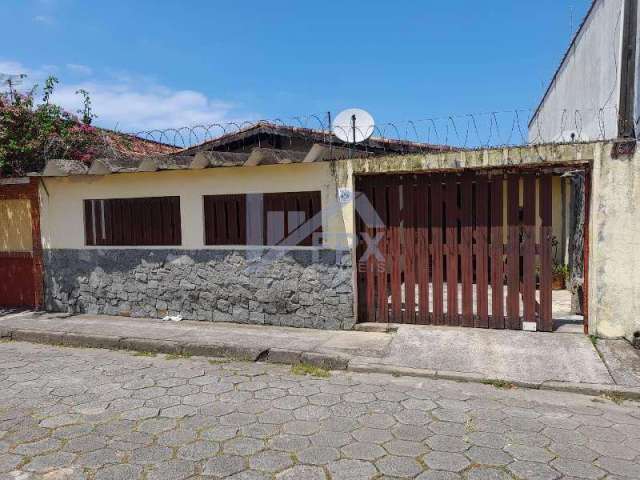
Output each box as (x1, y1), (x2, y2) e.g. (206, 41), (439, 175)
(241, 422), (279, 439)
(310, 430), (353, 447)
(75, 448), (123, 467)
(587, 439), (639, 460)
(391, 423), (432, 441)
(423, 451), (471, 472)
(249, 450), (294, 472)
(95, 464), (143, 480)
(508, 460), (561, 480)
(327, 458), (377, 480)
(595, 456), (638, 478)
(1, 341), (640, 480)
(465, 446), (513, 466)
(178, 440), (220, 460)
(416, 472), (462, 480)
(23, 451), (76, 472)
(268, 434), (311, 452)
(427, 434), (469, 452)
(384, 439), (429, 457)
(276, 464), (326, 479)
(341, 441), (386, 460)
(147, 460), (195, 480)
(297, 445), (340, 465)
(376, 454), (423, 477)
(203, 454), (246, 477)
(12, 437), (62, 456)
(504, 443), (555, 463)
(283, 420), (320, 435)
(224, 437), (265, 456)
(129, 445), (173, 464)
(465, 466), (511, 479)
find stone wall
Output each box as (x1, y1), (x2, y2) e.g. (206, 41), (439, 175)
(43, 249), (354, 330)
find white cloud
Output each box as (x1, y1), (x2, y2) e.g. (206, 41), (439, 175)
(66, 64), (93, 76)
(1, 59), (252, 133)
(33, 15), (54, 25)
(51, 81), (239, 132)
(0, 60), (31, 76)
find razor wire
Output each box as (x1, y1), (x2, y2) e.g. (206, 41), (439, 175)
(43, 106), (630, 161)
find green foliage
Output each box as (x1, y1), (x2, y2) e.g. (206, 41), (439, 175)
(75, 88), (96, 125)
(602, 391), (626, 405)
(165, 352), (192, 360)
(553, 263), (570, 279)
(0, 75), (101, 177)
(481, 379), (515, 389)
(132, 351), (157, 357)
(208, 358), (231, 365)
(291, 362), (331, 378)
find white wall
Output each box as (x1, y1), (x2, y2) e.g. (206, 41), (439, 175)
(589, 142), (640, 341)
(529, 0), (625, 143)
(39, 162), (350, 251)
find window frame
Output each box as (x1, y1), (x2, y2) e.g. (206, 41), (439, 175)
(203, 191), (322, 247)
(83, 196), (182, 247)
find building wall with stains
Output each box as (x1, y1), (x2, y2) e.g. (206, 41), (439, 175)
(589, 142), (640, 340)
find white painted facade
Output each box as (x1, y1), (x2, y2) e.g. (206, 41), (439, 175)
(529, 0), (630, 142)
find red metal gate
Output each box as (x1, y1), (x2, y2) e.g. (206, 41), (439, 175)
(0, 178), (43, 310)
(0, 253), (36, 307)
(355, 171), (553, 331)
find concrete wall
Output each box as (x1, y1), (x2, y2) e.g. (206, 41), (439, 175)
(0, 199), (32, 252)
(529, 0), (625, 142)
(589, 142), (640, 341)
(335, 142), (638, 339)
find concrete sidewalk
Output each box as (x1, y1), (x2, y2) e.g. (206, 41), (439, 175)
(1, 310), (640, 399)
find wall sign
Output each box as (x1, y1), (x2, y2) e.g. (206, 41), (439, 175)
(338, 188), (353, 204)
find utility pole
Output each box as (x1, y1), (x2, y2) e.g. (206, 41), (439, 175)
(618, 0), (638, 138)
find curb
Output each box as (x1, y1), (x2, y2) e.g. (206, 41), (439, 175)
(4, 327), (640, 400)
(348, 361), (640, 401)
(0, 327), (350, 371)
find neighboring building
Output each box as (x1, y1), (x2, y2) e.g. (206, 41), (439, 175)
(0, 131), (178, 311)
(529, 0), (638, 142)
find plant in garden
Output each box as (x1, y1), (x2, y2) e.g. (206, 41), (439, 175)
(0, 75), (104, 177)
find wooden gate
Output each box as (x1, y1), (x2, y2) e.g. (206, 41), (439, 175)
(355, 171), (553, 331)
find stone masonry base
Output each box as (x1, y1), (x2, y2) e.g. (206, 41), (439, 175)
(43, 249), (354, 330)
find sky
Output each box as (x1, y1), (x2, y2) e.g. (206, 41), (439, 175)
(1, 0), (592, 144)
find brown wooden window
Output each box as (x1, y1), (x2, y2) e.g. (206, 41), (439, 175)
(263, 191), (321, 246)
(203, 191), (322, 246)
(203, 194), (247, 245)
(84, 197), (181, 246)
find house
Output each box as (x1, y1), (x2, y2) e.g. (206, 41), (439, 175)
(2, 117), (639, 341)
(529, 0), (639, 142)
(33, 123), (450, 330)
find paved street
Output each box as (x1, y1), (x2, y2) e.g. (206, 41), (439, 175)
(0, 342), (639, 480)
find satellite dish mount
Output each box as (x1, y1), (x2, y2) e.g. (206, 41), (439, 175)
(331, 108), (375, 152)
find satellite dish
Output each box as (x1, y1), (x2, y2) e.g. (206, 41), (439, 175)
(332, 108), (375, 144)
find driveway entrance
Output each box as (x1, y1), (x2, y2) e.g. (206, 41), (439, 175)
(355, 171), (556, 331)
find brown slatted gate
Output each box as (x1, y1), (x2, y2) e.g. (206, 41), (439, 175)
(355, 171), (553, 331)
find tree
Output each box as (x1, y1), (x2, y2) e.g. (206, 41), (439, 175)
(0, 75), (102, 177)
(568, 171), (586, 315)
